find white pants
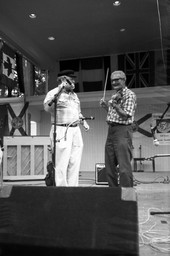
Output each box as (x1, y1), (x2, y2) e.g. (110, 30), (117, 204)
(50, 125), (83, 186)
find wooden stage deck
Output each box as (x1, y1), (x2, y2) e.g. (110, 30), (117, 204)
(0, 171), (170, 256)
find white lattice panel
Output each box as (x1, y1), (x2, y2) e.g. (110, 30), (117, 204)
(3, 136), (51, 180)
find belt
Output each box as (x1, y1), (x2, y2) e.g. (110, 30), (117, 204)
(107, 122), (131, 126)
(52, 123), (78, 127)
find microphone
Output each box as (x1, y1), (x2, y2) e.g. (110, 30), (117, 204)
(150, 124), (159, 146)
(61, 78), (75, 89)
(65, 78), (72, 85)
(81, 116), (95, 120)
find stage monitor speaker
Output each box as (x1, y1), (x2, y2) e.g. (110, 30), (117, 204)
(95, 163), (108, 185)
(0, 186), (139, 256)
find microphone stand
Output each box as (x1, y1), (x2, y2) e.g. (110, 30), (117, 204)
(50, 88), (64, 186)
(52, 97), (57, 186)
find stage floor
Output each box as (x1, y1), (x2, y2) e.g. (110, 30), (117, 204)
(0, 171), (170, 256)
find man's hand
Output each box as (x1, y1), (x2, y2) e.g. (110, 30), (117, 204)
(108, 99), (117, 108)
(100, 98), (107, 107)
(100, 98), (108, 111)
(58, 82), (65, 91)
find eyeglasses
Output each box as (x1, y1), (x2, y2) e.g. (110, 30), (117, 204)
(111, 78), (123, 82)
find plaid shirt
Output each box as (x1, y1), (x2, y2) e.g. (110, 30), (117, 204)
(106, 87), (137, 125)
(44, 86), (81, 124)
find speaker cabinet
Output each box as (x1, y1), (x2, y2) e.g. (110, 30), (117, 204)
(0, 186), (139, 256)
(95, 163), (108, 185)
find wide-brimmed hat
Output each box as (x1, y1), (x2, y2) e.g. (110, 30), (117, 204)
(57, 70), (76, 78)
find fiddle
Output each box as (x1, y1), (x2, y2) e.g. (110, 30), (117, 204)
(100, 90), (123, 110)
(111, 90), (123, 103)
(107, 90), (123, 107)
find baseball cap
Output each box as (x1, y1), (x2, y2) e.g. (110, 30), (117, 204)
(57, 70), (76, 78)
(111, 70), (126, 80)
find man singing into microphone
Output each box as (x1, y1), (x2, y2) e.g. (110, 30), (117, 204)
(44, 70), (89, 186)
(100, 70), (137, 187)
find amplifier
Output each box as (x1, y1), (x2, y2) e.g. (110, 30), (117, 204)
(95, 163), (108, 185)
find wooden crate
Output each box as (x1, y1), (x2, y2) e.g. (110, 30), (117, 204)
(3, 136), (51, 180)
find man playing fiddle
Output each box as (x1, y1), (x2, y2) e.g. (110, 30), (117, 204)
(100, 70), (137, 187)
